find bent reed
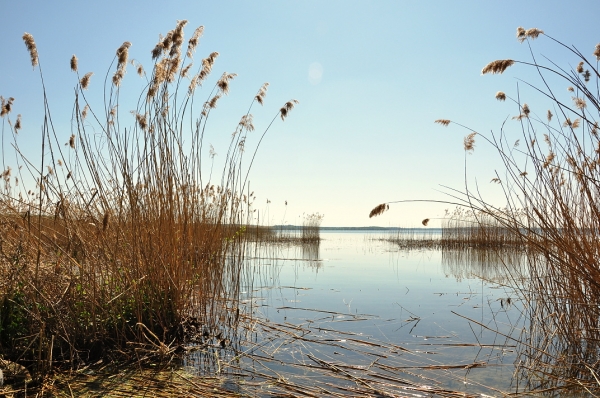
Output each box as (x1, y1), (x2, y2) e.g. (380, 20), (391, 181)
(0, 21), (297, 387)
(372, 28), (600, 393)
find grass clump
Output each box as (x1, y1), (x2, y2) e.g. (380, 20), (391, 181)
(371, 27), (600, 393)
(0, 21), (297, 385)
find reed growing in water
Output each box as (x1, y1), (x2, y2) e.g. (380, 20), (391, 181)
(0, 21), (298, 385)
(372, 27), (600, 393)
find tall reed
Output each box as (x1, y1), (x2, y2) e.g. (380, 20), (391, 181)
(0, 21), (297, 382)
(371, 28), (600, 392)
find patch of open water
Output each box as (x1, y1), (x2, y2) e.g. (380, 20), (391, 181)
(185, 231), (530, 396)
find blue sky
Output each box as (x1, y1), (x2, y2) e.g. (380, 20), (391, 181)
(2, 1), (599, 226)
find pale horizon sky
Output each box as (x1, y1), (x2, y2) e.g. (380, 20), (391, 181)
(2, 1), (599, 227)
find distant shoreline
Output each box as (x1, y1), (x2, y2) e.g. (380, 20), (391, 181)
(272, 225), (441, 231)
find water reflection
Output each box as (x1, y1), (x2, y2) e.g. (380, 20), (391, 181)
(441, 248), (528, 283)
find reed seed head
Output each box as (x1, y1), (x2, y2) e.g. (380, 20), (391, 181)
(573, 97), (586, 109)
(15, 114), (21, 131)
(577, 61), (584, 74)
(516, 27), (526, 42)
(525, 28), (544, 40)
(187, 25), (204, 58)
(369, 203), (389, 218)
(595, 44), (600, 60)
(422, 218), (430, 226)
(70, 55), (78, 72)
(547, 110), (553, 122)
(435, 119), (451, 126)
(255, 82), (269, 105)
(180, 63), (193, 78)
(22, 33), (38, 68)
(495, 91), (506, 101)
(69, 134), (75, 149)
(482, 59), (515, 75)
(137, 64), (144, 77)
(464, 132), (476, 152)
(0, 97), (14, 117)
(80, 72), (93, 89)
(82, 105), (89, 120)
(568, 86), (574, 92)
(136, 113), (148, 131)
(280, 99), (299, 121)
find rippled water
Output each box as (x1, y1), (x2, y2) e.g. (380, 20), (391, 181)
(199, 230), (529, 396)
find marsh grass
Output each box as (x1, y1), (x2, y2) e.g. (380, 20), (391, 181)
(0, 21), (298, 386)
(371, 27), (600, 393)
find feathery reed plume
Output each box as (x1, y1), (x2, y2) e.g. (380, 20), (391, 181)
(0, 97), (14, 117)
(516, 27), (526, 42)
(208, 94), (221, 109)
(70, 55), (78, 72)
(80, 72), (93, 89)
(82, 104), (89, 120)
(577, 61), (584, 74)
(572, 118), (581, 128)
(217, 72), (237, 94)
(369, 203), (389, 218)
(14, 114), (21, 131)
(186, 25), (204, 58)
(490, 177), (501, 184)
(568, 86), (574, 92)
(495, 91), (506, 101)
(136, 64), (144, 77)
(113, 42), (131, 86)
(563, 118), (573, 127)
(595, 43), (600, 60)
(280, 99), (299, 121)
(255, 82), (269, 105)
(547, 110), (553, 122)
(524, 28), (544, 40)
(22, 33), (38, 68)
(481, 59), (515, 75)
(543, 151), (555, 168)
(136, 113), (148, 131)
(69, 134), (75, 149)
(180, 63), (193, 78)
(573, 97), (586, 109)
(435, 119), (451, 126)
(422, 218), (430, 226)
(464, 132), (476, 152)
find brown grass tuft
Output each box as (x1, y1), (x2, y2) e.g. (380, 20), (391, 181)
(482, 59), (515, 75)
(369, 203), (389, 218)
(22, 33), (38, 68)
(435, 119), (451, 126)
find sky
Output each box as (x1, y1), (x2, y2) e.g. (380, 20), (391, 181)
(1, 1), (599, 227)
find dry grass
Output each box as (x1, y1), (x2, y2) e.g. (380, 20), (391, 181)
(0, 21), (298, 389)
(371, 27), (600, 393)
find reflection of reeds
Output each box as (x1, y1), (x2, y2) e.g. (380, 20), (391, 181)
(0, 22), (298, 383)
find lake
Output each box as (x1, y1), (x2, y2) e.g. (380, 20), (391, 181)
(185, 230), (529, 396)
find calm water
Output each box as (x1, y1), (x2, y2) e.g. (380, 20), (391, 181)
(188, 230), (528, 396)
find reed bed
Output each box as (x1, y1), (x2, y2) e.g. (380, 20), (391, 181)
(373, 28), (600, 393)
(0, 21), (298, 389)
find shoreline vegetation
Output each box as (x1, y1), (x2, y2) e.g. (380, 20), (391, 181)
(2, 22), (600, 397)
(371, 27), (600, 394)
